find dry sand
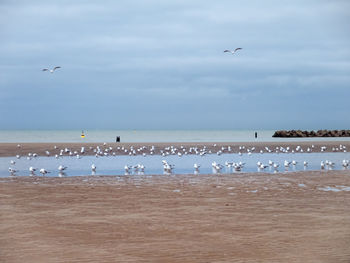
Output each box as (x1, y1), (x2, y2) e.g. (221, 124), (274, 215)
(1, 141), (349, 157)
(1, 171), (350, 262)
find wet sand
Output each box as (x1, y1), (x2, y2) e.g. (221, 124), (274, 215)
(0, 141), (349, 157)
(1, 171), (350, 262)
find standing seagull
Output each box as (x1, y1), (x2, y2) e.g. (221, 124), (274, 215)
(42, 66), (61, 73)
(224, 48), (242, 54)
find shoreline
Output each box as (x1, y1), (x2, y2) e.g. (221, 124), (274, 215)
(0, 169), (349, 181)
(0, 141), (349, 157)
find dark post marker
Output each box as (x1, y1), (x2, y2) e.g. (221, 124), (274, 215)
(255, 132), (258, 139)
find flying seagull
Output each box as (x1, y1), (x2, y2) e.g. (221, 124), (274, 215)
(42, 66), (61, 73)
(224, 48), (242, 54)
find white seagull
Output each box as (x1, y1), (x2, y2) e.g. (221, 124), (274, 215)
(29, 167), (37, 175)
(194, 163), (200, 174)
(124, 165), (132, 175)
(39, 168), (49, 175)
(58, 165), (67, 171)
(224, 48), (242, 54)
(42, 66), (61, 73)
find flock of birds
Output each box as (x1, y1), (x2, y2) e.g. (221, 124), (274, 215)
(211, 159), (350, 174)
(34, 50), (350, 176)
(6, 143), (350, 177)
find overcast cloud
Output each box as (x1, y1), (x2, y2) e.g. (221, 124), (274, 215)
(0, 0), (349, 130)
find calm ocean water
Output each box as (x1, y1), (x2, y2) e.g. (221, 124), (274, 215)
(0, 130), (350, 143)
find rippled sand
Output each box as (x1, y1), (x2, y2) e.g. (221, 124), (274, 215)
(1, 170), (350, 262)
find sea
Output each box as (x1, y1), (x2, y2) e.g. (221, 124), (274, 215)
(0, 130), (350, 143)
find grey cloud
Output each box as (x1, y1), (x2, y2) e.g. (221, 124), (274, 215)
(0, 0), (349, 129)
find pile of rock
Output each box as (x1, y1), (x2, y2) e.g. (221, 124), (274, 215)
(272, 130), (350, 138)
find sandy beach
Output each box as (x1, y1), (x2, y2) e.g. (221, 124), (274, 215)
(3, 0), (350, 262)
(0, 141), (349, 157)
(1, 170), (350, 262)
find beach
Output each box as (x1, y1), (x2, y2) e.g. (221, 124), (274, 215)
(1, 170), (350, 262)
(3, 0), (350, 261)
(1, 141), (350, 157)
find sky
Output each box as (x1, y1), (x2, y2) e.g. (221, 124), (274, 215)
(0, 0), (349, 130)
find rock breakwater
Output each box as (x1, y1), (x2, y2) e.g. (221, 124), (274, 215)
(272, 130), (350, 138)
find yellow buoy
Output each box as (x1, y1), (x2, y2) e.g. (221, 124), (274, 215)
(81, 131), (85, 138)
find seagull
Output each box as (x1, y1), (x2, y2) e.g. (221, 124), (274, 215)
(42, 66), (61, 73)
(233, 163), (242, 172)
(124, 165), (132, 175)
(162, 160), (174, 174)
(259, 163), (268, 170)
(29, 167), (37, 175)
(224, 48), (242, 54)
(58, 165), (67, 171)
(39, 168), (49, 175)
(194, 163), (200, 174)
(320, 161), (325, 170)
(133, 164), (140, 173)
(212, 162), (223, 174)
(139, 164), (145, 174)
(284, 160), (291, 168)
(9, 167), (18, 175)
